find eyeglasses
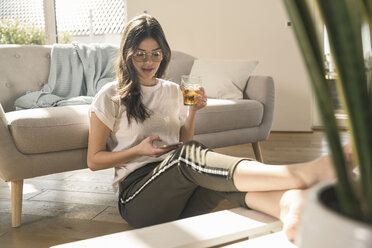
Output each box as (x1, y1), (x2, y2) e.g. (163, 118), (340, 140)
(132, 50), (163, 62)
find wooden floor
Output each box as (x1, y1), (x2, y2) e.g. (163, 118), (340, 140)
(0, 131), (350, 248)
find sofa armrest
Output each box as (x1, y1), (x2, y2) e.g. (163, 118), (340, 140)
(244, 76), (275, 140)
(0, 104), (31, 181)
(0, 104), (7, 128)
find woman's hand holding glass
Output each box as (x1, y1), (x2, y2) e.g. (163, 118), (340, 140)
(180, 75), (206, 111)
(189, 86), (207, 112)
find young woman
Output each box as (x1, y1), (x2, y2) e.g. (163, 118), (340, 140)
(87, 14), (335, 241)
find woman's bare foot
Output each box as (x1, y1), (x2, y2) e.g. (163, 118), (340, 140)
(298, 143), (355, 188)
(293, 155), (335, 189)
(245, 189), (306, 242)
(279, 189), (306, 242)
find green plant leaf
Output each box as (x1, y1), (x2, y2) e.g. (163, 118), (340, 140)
(283, 0), (362, 220)
(358, 0), (372, 130)
(317, 0), (372, 221)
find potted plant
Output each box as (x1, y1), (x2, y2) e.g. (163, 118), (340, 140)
(282, 0), (372, 247)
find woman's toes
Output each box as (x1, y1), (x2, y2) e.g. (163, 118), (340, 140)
(282, 214), (299, 242)
(280, 189), (305, 242)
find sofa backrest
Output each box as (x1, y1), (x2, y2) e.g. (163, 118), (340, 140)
(0, 45), (52, 112)
(0, 45), (196, 113)
(165, 50), (196, 85)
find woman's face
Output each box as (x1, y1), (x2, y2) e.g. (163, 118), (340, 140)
(131, 37), (163, 86)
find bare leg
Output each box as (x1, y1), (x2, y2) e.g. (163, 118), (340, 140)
(233, 155), (334, 192)
(245, 189), (306, 242)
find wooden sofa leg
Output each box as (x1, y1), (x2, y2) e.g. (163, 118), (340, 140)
(11, 180), (23, 227)
(252, 142), (264, 163)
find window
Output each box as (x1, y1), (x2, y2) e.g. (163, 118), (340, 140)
(55, 0), (126, 38)
(0, 0), (126, 44)
(323, 22), (372, 126)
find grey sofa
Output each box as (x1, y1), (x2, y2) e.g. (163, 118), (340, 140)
(0, 45), (275, 227)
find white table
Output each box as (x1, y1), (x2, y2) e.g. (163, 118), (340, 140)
(222, 231), (297, 247)
(52, 208), (295, 248)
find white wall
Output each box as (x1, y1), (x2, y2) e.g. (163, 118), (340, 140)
(127, 0), (314, 131)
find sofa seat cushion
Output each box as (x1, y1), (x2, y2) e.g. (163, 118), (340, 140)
(6, 105), (90, 154)
(195, 99), (263, 135)
(6, 99), (263, 154)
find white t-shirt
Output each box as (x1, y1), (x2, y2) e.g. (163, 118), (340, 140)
(89, 79), (187, 194)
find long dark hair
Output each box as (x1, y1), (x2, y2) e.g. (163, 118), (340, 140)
(114, 14), (171, 124)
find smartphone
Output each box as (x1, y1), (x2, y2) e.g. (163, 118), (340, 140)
(152, 140), (183, 149)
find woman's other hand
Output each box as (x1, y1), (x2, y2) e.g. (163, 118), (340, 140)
(137, 135), (177, 157)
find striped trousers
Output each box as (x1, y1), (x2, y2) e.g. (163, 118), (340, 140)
(118, 140), (248, 228)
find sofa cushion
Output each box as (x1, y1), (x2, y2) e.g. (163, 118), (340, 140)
(6, 105), (90, 154)
(195, 99), (263, 135)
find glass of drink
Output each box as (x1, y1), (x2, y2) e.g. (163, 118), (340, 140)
(181, 75), (202, 106)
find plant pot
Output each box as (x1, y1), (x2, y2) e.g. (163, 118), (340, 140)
(295, 181), (372, 248)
